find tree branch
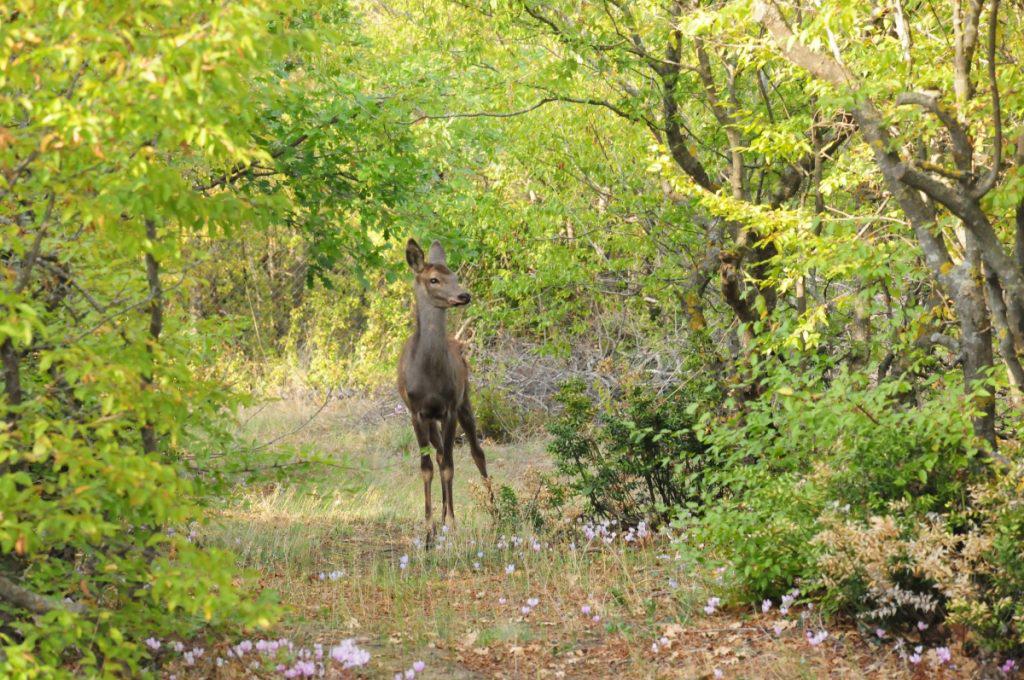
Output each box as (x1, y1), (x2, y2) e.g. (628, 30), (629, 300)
(193, 113), (343, 192)
(895, 91), (973, 173)
(0, 573), (87, 616)
(971, 0), (1002, 198)
(408, 96), (640, 125)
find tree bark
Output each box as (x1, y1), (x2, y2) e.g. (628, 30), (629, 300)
(141, 219), (164, 455)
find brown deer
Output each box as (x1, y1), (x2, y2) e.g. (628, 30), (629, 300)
(397, 238), (493, 535)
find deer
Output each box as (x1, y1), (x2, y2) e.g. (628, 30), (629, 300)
(397, 238), (494, 538)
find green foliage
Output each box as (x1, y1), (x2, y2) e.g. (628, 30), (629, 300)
(472, 385), (541, 444)
(0, 0), (415, 672)
(683, 363), (986, 604)
(686, 470), (825, 600)
(950, 465), (1024, 656)
(547, 378), (716, 524)
(5, 0), (1023, 670)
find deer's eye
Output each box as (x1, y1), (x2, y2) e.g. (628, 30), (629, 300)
(429, 277), (440, 284)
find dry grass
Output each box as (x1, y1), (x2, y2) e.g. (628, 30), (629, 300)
(173, 398), (975, 679)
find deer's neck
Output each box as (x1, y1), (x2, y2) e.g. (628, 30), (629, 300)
(413, 293), (449, 363)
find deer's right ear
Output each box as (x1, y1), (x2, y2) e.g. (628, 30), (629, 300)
(406, 238), (425, 273)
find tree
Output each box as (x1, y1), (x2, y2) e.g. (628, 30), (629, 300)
(756, 0), (1023, 449)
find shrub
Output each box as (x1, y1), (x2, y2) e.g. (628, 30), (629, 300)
(945, 464), (1024, 658)
(473, 385), (535, 444)
(685, 469), (825, 600)
(685, 366), (985, 604)
(814, 509), (952, 631)
(484, 473), (570, 533)
(546, 378), (717, 524)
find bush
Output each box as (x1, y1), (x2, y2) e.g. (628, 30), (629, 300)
(945, 464), (1024, 658)
(473, 385), (536, 444)
(684, 362), (1010, 648)
(547, 378), (717, 524)
(484, 474), (570, 533)
(686, 469), (825, 600)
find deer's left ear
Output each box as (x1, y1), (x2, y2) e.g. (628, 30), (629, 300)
(406, 238), (425, 272)
(427, 240), (447, 266)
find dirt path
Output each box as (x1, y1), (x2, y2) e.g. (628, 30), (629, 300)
(163, 400), (973, 679)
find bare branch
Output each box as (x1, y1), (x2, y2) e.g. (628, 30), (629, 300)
(972, 0), (1002, 198)
(0, 573), (87, 616)
(408, 96), (641, 126)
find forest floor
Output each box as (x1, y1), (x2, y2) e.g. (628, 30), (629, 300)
(166, 398), (976, 679)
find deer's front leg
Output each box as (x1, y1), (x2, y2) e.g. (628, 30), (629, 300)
(439, 413), (458, 526)
(412, 415), (435, 539)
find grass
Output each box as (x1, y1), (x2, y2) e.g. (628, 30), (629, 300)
(166, 397), (972, 679)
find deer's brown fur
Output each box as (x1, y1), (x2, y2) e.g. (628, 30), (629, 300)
(397, 238), (493, 535)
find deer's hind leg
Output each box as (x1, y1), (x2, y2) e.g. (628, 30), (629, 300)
(458, 397), (494, 505)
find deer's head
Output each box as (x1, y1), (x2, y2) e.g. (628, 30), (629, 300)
(406, 238), (471, 308)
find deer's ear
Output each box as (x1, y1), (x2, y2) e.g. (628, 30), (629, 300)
(427, 240), (446, 266)
(406, 239), (425, 272)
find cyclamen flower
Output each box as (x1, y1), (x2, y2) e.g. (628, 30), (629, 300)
(875, 628), (886, 639)
(713, 670), (724, 679)
(1001, 659), (1017, 673)
(909, 645), (924, 665)
(668, 578), (679, 589)
(527, 597), (539, 607)
(413, 661), (426, 673)
(917, 621), (929, 631)
(703, 597), (721, 615)
(773, 623), (784, 636)
(581, 605), (591, 615)
(592, 615), (601, 622)
(399, 555), (409, 570)
(405, 669), (416, 679)
(761, 599), (772, 613)
(505, 564), (515, 575)
(651, 642), (659, 653)
(473, 561), (481, 570)
(806, 630), (828, 646)
(499, 597), (507, 605)
(935, 647), (952, 664)
(330, 639), (371, 669)
(521, 606), (532, 615)
(145, 637), (161, 651)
